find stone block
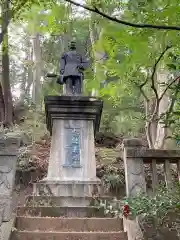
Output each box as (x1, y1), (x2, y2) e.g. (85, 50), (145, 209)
(25, 195), (114, 207)
(33, 180), (100, 206)
(123, 138), (146, 197)
(0, 214), (16, 240)
(123, 138), (143, 147)
(0, 191), (14, 222)
(45, 119), (98, 181)
(44, 96), (103, 136)
(0, 137), (19, 222)
(2, 197), (12, 222)
(123, 217), (144, 240)
(0, 206), (3, 226)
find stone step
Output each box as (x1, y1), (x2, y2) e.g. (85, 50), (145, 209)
(17, 206), (106, 218)
(25, 195), (116, 207)
(12, 231), (127, 240)
(16, 217), (123, 232)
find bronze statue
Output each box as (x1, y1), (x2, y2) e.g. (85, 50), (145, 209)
(46, 41), (90, 96)
(59, 41), (89, 95)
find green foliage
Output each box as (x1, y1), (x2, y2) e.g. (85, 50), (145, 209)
(95, 184), (180, 234)
(124, 185), (180, 234)
(99, 89), (144, 135)
(8, 0), (180, 138)
(102, 173), (123, 192)
(128, 187), (179, 220)
(101, 164), (125, 193)
(17, 109), (48, 142)
(88, 0), (180, 139)
(18, 2), (70, 34)
(97, 198), (123, 218)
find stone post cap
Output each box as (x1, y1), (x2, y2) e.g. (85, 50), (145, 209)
(123, 138), (143, 147)
(0, 134), (21, 154)
(4, 134), (21, 146)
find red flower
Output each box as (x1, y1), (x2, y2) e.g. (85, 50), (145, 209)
(123, 204), (130, 218)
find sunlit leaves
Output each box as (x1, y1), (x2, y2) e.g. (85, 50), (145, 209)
(16, 1), (72, 35)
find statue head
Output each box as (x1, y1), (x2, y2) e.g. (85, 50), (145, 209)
(69, 41), (76, 50)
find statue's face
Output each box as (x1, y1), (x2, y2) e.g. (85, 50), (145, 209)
(69, 41), (76, 50)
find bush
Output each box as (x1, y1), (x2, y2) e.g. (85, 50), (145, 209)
(127, 185), (180, 224)
(101, 164), (125, 194)
(96, 184), (180, 229)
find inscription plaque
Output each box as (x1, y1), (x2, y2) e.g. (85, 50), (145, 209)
(65, 128), (81, 166)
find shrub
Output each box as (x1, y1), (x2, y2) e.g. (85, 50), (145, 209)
(96, 184), (180, 230)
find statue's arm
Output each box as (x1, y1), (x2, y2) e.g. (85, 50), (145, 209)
(60, 54), (66, 74)
(80, 55), (90, 70)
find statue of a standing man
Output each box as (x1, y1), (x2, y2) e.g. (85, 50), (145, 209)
(59, 41), (89, 95)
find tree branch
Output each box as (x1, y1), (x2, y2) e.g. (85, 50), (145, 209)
(133, 79), (153, 146)
(165, 78), (180, 122)
(65, 0), (180, 31)
(156, 78), (180, 148)
(146, 46), (170, 147)
(138, 83), (149, 102)
(139, 77), (149, 89)
(159, 75), (180, 101)
(151, 45), (172, 101)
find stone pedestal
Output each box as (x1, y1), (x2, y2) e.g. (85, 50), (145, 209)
(33, 96), (103, 205)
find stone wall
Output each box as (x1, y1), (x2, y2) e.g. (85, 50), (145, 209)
(0, 135), (20, 239)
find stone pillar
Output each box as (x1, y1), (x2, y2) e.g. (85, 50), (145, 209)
(123, 139), (146, 197)
(0, 136), (20, 223)
(33, 96), (103, 205)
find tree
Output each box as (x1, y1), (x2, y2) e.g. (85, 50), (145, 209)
(0, 0), (55, 45)
(84, 0), (180, 148)
(0, 0), (55, 126)
(1, 0), (13, 126)
(0, 0), (29, 45)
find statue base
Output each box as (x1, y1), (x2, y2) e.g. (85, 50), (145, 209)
(33, 179), (100, 206)
(33, 96), (103, 206)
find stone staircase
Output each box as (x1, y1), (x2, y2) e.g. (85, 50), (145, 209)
(11, 196), (128, 240)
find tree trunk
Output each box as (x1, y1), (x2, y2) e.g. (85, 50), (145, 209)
(145, 67), (177, 149)
(0, 82), (5, 123)
(26, 42), (33, 104)
(32, 33), (42, 111)
(154, 68), (177, 149)
(1, 0), (13, 127)
(18, 66), (27, 104)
